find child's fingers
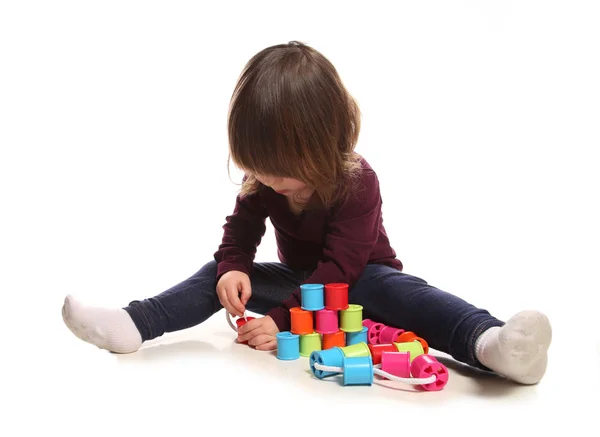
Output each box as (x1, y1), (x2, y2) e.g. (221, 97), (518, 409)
(247, 333), (274, 348)
(255, 338), (277, 351)
(237, 319), (264, 341)
(216, 286), (234, 315)
(226, 285), (245, 316)
(239, 277), (252, 306)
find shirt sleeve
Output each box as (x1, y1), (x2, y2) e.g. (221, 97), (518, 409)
(267, 169), (383, 331)
(213, 188), (269, 280)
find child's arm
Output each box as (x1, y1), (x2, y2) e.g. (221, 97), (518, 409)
(213, 189), (269, 281)
(267, 169), (387, 331)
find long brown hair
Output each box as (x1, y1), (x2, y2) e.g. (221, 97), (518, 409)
(227, 41), (362, 209)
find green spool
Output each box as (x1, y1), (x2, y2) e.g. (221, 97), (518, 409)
(394, 341), (424, 361)
(340, 341), (370, 358)
(339, 304), (363, 332)
(299, 332), (322, 357)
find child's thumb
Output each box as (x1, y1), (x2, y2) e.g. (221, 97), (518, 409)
(240, 279), (252, 305)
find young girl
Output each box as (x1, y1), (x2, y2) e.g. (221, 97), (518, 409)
(62, 41), (551, 385)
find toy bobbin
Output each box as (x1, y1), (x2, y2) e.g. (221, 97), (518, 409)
(340, 341), (370, 358)
(394, 341), (424, 361)
(346, 326), (368, 346)
(300, 332), (321, 357)
(301, 284), (325, 310)
(410, 354), (449, 391)
(340, 304), (363, 332)
(316, 309), (338, 334)
(325, 283), (349, 310)
(309, 347), (345, 379)
(343, 355), (373, 386)
(397, 331), (429, 353)
(380, 351), (411, 378)
(323, 330), (345, 349)
(276, 332), (300, 360)
(290, 307), (313, 335)
(235, 316), (255, 344)
(379, 326), (405, 344)
(368, 343), (397, 365)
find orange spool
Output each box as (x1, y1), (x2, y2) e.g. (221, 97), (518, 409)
(397, 331), (417, 342)
(290, 307), (314, 335)
(397, 331), (429, 353)
(323, 330), (345, 349)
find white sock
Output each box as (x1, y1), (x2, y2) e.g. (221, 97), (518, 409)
(475, 310), (552, 384)
(62, 295), (142, 353)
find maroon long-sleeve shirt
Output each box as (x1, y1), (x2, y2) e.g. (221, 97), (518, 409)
(213, 157), (402, 331)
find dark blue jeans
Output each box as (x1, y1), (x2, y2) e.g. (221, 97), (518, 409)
(125, 260), (504, 369)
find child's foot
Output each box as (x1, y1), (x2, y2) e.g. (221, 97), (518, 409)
(475, 310), (552, 384)
(62, 295), (142, 353)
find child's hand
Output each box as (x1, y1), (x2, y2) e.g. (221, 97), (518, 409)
(216, 270), (251, 317)
(237, 316), (279, 350)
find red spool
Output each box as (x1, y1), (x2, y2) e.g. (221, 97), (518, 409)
(367, 343), (398, 365)
(325, 283), (349, 310)
(236, 317), (256, 344)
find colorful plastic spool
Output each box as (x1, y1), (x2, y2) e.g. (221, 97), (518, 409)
(301, 283), (325, 311)
(362, 319), (376, 330)
(299, 332), (322, 357)
(276, 331), (300, 360)
(380, 351), (411, 378)
(290, 307), (314, 335)
(410, 354), (449, 391)
(342, 355), (373, 386)
(397, 331), (429, 354)
(340, 304), (363, 332)
(394, 341), (424, 361)
(325, 283), (349, 310)
(309, 347), (345, 379)
(367, 322), (385, 344)
(340, 341), (370, 358)
(236, 316), (256, 344)
(368, 343), (398, 365)
(345, 326), (368, 346)
(315, 309), (338, 334)
(323, 330), (345, 350)
(379, 326), (405, 344)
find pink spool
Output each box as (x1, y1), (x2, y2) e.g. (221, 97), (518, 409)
(367, 323), (385, 344)
(362, 319), (376, 330)
(380, 351), (411, 378)
(316, 309), (338, 334)
(410, 354), (449, 391)
(379, 326), (405, 344)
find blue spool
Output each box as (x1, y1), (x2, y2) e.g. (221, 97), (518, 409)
(345, 326), (368, 346)
(301, 283), (325, 311)
(276, 331), (300, 360)
(309, 347), (345, 379)
(342, 355), (374, 386)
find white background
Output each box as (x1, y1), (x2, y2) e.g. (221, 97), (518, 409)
(1, 1), (598, 436)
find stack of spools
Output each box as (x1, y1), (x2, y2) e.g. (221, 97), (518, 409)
(275, 282), (449, 391)
(276, 283), (368, 360)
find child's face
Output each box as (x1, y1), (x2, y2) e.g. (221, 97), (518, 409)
(253, 173), (309, 196)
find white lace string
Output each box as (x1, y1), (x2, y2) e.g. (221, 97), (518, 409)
(313, 362), (436, 385)
(227, 311), (248, 332)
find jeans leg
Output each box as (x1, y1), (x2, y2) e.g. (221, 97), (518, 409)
(349, 264), (505, 369)
(124, 260), (223, 342)
(124, 260), (308, 342)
